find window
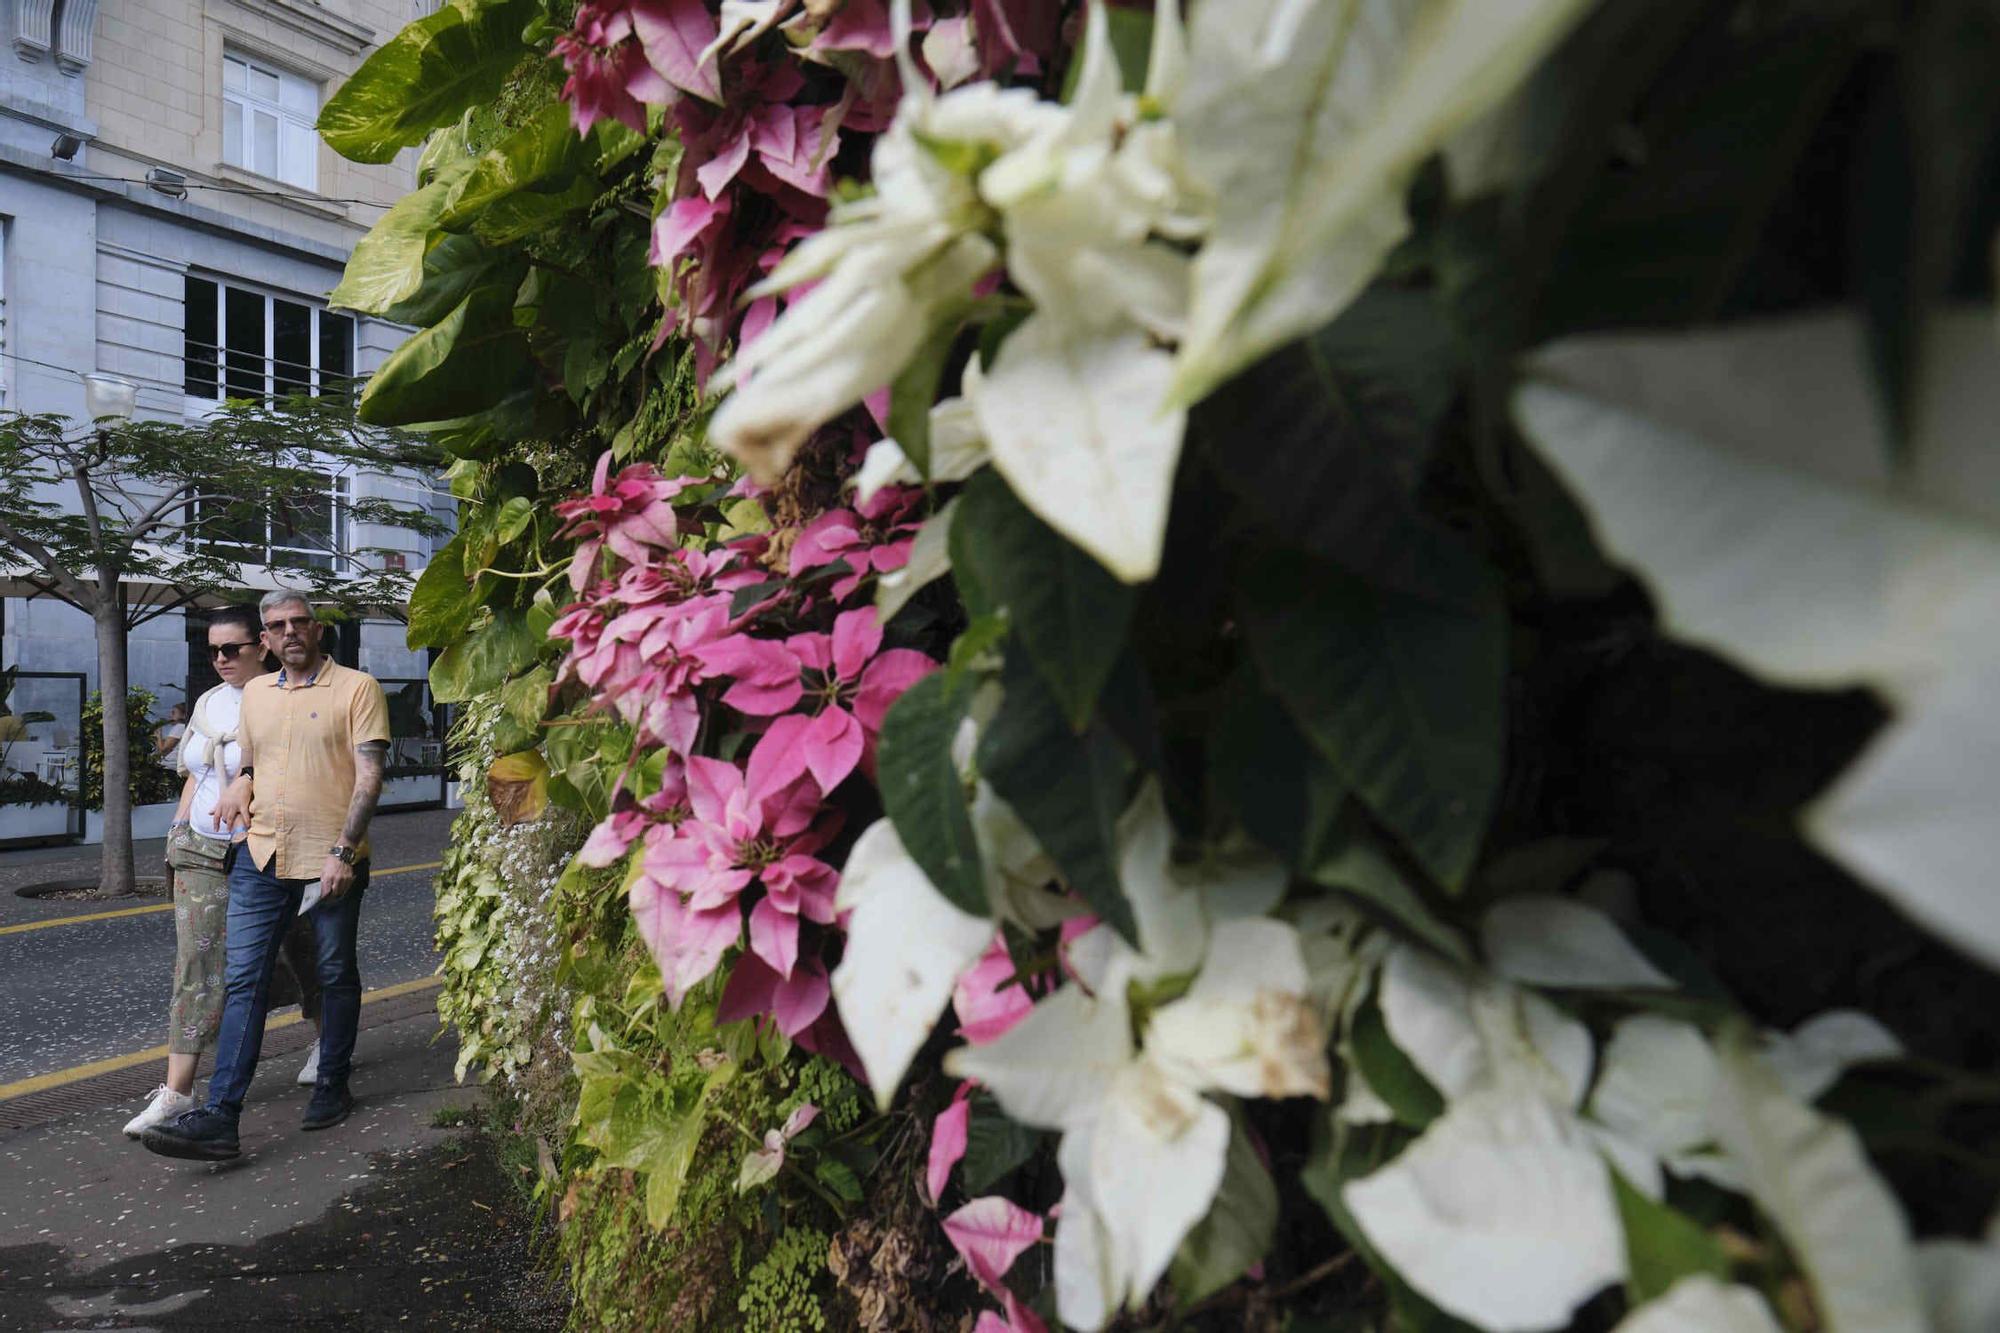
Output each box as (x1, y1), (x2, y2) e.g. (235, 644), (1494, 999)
(183, 275), (355, 404)
(199, 471), (351, 572)
(223, 53), (319, 190)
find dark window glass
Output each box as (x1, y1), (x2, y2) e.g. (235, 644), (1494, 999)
(270, 474), (344, 570)
(197, 492), (265, 563)
(273, 300), (311, 397)
(318, 310), (353, 395)
(224, 287), (265, 400)
(183, 276), (218, 398)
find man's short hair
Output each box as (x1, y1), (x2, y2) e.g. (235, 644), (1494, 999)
(258, 590), (313, 620)
(209, 604), (260, 638)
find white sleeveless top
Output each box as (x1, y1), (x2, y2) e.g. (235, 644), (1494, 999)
(178, 684), (244, 840)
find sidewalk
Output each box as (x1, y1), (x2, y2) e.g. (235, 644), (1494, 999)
(0, 993), (567, 1330)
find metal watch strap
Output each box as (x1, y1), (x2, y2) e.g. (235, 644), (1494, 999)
(330, 844), (357, 865)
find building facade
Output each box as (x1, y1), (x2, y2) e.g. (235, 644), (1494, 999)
(0, 0), (453, 814)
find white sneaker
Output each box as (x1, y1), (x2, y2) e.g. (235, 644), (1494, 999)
(123, 1085), (193, 1138)
(297, 1043), (320, 1086)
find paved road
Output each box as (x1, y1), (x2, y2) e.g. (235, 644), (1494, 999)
(0, 809), (456, 1086)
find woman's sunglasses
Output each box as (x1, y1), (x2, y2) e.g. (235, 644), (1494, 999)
(210, 640), (259, 660)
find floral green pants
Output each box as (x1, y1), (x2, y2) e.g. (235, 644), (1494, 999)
(165, 827), (321, 1056)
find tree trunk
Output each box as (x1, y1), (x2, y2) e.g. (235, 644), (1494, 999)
(94, 590), (136, 896)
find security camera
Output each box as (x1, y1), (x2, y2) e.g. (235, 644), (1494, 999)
(145, 167), (188, 199)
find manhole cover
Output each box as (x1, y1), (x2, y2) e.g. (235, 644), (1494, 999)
(15, 877), (169, 901)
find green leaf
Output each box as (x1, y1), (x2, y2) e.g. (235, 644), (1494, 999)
(492, 495), (535, 544)
(430, 607), (538, 702)
(977, 650), (1136, 943)
(1241, 551), (1505, 892)
(407, 531), (476, 649)
(1853, 3), (2000, 452)
(1612, 1169), (1731, 1305)
(329, 174), (459, 315)
(1211, 671), (1350, 872)
(945, 613), (1010, 683)
(1192, 287), (1466, 603)
(497, 664), (552, 731)
(381, 233), (517, 328)
(359, 282), (536, 426)
(319, 0), (539, 164)
(436, 100), (593, 232)
(886, 307), (966, 477)
(1518, 16), (1859, 342)
(1349, 999), (1444, 1129)
(875, 672), (987, 918)
(951, 468), (1138, 730)
(1059, 2), (1151, 100)
(1169, 1110), (1278, 1305)
(814, 1157), (865, 1204)
(960, 1090), (1041, 1193)
(1311, 811), (1471, 965)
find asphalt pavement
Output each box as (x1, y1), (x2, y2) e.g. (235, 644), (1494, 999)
(0, 804), (569, 1329)
(0, 809), (457, 1085)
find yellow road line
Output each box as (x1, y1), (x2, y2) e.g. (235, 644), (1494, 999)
(0, 903), (173, 935)
(0, 860), (443, 937)
(373, 860), (444, 876)
(0, 975), (443, 1102)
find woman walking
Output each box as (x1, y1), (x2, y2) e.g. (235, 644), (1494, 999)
(122, 606), (324, 1137)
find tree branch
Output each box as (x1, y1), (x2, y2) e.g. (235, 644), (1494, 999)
(0, 512), (94, 608)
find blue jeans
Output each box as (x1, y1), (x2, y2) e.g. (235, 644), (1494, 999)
(207, 846), (368, 1119)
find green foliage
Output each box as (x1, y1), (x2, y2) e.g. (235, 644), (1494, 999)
(318, 0), (539, 164)
(950, 467), (1137, 729)
(80, 690), (180, 811)
(873, 671), (987, 917)
(975, 649), (1136, 943)
(736, 1227), (830, 1333)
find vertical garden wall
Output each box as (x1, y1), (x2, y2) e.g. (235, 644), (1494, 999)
(326, 1), (2000, 1329)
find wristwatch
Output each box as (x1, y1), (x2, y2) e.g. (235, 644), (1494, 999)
(329, 844), (358, 865)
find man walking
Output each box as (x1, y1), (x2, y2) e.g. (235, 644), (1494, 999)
(142, 592), (390, 1161)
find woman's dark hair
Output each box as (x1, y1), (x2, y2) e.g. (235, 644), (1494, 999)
(207, 605), (261, 639)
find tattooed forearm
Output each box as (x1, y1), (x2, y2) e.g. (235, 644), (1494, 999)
(341, 741), (389, 847)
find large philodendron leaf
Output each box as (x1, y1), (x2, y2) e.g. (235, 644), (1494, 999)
(437, 100), (598, 245)
(1242, 550), (1505, 892)
(319, 0), (539, 164)
(329, 172), (461, 316)
(1709, 1028), (1926, 1333)
(429, 607), (538, 702)
(1171, 0), (1597, 404)
(359, 282), (536, 426)
(1513, 312), (2000, 966)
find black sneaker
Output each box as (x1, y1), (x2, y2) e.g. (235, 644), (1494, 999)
(140, 1107), (240, 1161)
(301, 1083), (355, 1131)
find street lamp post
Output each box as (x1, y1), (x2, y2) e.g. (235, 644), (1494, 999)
(77, 371), (139, 888)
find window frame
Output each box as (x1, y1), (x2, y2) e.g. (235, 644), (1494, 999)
(182, 274), (356, 414)
(221, 50), (320, 191)
(197, 459), (354, 575)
